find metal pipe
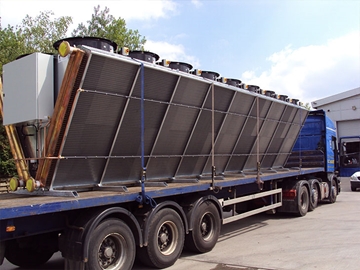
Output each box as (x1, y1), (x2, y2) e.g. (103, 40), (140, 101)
(5, 126), (23, 179)
(9, 126), (29, 178)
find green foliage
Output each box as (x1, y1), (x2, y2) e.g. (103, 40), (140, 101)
(21, 11), (73, 53)
(71, 5), (146, 50)
(302, 102), (311, 110)
(0, 118), (16, 177)
(0, 11), (72, 74)
(0, 24), (26, 75)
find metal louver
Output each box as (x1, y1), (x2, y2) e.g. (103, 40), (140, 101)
(43, 46), (308, 190)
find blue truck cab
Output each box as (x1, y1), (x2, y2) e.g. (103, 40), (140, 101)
(286, 109), (338, 175)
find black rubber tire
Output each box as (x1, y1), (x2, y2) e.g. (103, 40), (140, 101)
(137, 208), (184, 269)
(351, 186), (356, 192)
(86, 219), (135, 270)
(296, 185), (309, 217)
(5, 240), (54, 268)
(309, 183), (319, 211)
(185, 201), (220, 253)
(329, 179), (338, 203)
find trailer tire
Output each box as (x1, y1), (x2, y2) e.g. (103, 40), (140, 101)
(86, 219), (135, 270)
(137, 208), (184, 268)
(5, 240), (54, 268)
(309, 182), (319, 211)
(185, 201), (220, 253)
(329, 179), (337, 203)
(297, 185), (309, 217)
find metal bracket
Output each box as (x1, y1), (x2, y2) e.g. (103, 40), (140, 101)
(168, 177), (199, 183)
(136, 181), (168, 187)
(14, 189), (79, 197)
(93, 185), (128, 192)
(197, 175), (225, 181)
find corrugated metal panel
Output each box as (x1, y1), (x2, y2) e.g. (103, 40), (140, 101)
(47, 46), (308, 190)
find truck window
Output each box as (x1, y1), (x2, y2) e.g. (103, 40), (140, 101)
(341, 141), (360, 167)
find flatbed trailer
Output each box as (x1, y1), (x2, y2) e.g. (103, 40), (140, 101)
(0, 37), (340, 270)
(0, 167), (323, 221)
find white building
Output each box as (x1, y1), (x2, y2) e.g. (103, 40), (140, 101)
(311, 87), (360, 138)
(311, 87), (360, 177)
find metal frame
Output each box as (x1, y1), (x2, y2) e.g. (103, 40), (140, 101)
(42, 46), (308, 191)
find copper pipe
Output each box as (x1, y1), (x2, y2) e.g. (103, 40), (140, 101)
(4, 126), (23, 179)
(9, 125), (30, 180)
(36, 48), (85, 187)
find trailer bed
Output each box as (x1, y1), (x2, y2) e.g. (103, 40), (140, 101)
(0, 167), (323, 220)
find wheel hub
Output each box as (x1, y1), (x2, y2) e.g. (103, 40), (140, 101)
(104, 247), (114, 258)
(99, 237), (118, 268)
(201, 221), (208, 234)
(157, 221), (179, 255)
(160, 232), (168, 244)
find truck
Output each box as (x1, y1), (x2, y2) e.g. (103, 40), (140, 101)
(339, 136), (360, 176)
(0, 37), (340, 270)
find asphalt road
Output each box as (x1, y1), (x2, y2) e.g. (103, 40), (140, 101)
(2, 177), (359, 270)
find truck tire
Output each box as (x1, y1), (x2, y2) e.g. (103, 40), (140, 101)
(309, 182), (319, 211)
(5, 239), (54, 268)
(351, 186), (356, 192)
(328, 179), (338, 203)
(137, 208), (184, 268)
(86, 218), (135, 270)
(185, 201), (220, 253)
(296, 185), (309, 217)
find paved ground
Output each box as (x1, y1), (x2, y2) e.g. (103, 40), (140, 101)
(2, 177), (359, 270)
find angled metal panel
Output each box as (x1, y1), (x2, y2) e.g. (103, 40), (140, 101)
(43, 46), (309, 190)
(172, 77), (209, 107)
(259, 103), (288, 168)
(99, 66), (142, 185)
(174, 83), (212, 176)
(224, 95), (257, 172)
(273, 107), (309, 167)
(241, 97), (272, 170)
(81, 53), (139, 95)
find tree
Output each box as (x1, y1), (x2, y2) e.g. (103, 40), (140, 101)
(0, 122), (16, 178)
(0, 24), (26, 75)
(0, 76), (16, 178)
(303, 102), (312, 110)
(72, 5), (146, 50)
(21, 11), (73, 53)
(0, 12), (72, 74)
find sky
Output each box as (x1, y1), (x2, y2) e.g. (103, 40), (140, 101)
(0, 0), (359, 106)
